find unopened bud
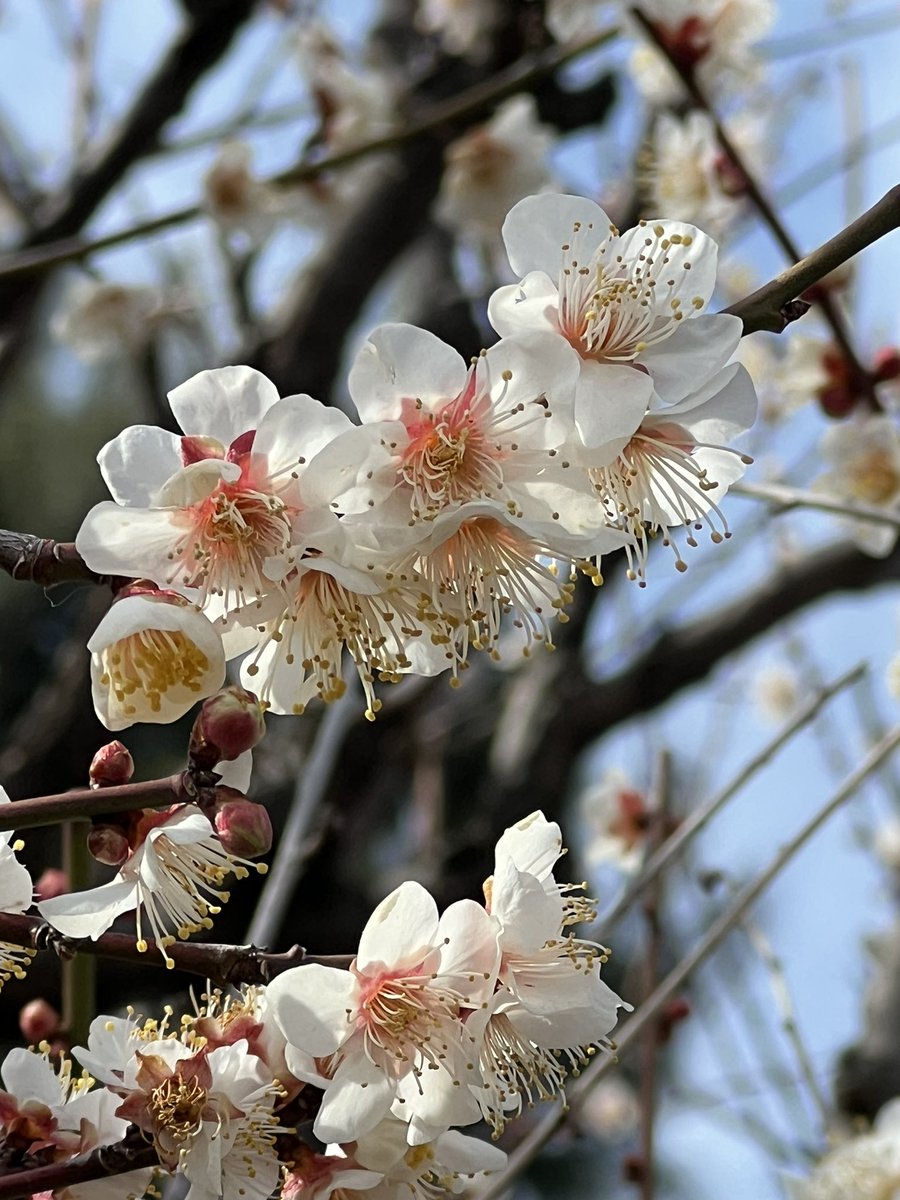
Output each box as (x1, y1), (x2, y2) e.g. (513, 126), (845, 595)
(35, 868), (68, 900)
(818, 385), (857, 419)
(89, 741), (135, 788)
(874, 346), (900, 383)
(213, 792), (272, 858)
(19, 998), (61, 1043)
(87, 823), (130, 867)
(190, 686), (266, 770)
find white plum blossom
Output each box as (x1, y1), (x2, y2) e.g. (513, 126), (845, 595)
(38, 804), (266, 962)
(784, 1098), (900, 1199)
(477, 811), (628, 1133)
(348, 321), (579, 522)
(87, 589), (226, 730)
(266, 880), (499, 1145)
(628, 0), (777, 105)
(646, 109), (765, 237)
(203, 140), (289, 242)
(351, 1117), (508, 1198)
(436, 95), (558, 246)
(0, 789), (35, 990)
(815, 414), (900, 556)
(753, 664), (802, 724)
(489, 193), (757, 579)
(0, 1045), (133, 1165)
(77, 1021), (281, 1200)
(77, 366), (391, 626)
(51, 279), (174, 361)
(580, 768), (651, 872)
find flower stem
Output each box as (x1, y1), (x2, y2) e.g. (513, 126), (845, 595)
(3, 772), (192, 831)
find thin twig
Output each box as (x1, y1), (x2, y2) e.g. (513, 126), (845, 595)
(0, 529), (106, 588)
(741, 916), (832, 1132)
(732, 481), (900, 528)
(630, 7), (877, 392)
(603, 663), (866, 929)
(638, 750), (670, 1200)
(4, 772), (192, 831)
(246, 688), (358, 946)
(724, 184), (900, 335)
(0, 1137), (159, 1200)
(0, 25), (619, 284)
(477, 722), (900, 1198)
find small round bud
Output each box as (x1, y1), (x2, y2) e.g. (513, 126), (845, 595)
(213, 794), (272, 858)
(19, 998), (61, 1043)
(874, 346), (900, 383)
(87, 823), (130, 867)
(35, 868), (68, 900)
(190, 686), (266, 770)
(89, 741), (135, 789)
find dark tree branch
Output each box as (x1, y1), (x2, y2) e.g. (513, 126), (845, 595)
(0, 1134), (158, 1200)
(725, 185), (900, 333)
(0, 530), (106, 587)
(5, 772), (192, 830)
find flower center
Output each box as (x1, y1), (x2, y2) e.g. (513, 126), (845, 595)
(99, 629), (210, 717)
(149, 1076), (208, 1144)
(557, 221), (704, 363)
(356, 969), (458, 1073)
(848, 449), (900, 505)
(168, 483), (291, 613)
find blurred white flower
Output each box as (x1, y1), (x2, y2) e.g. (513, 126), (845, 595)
(874, 818), (900, 872)
(646, 109), (765, 238)
(436, 95), (557, 246)
(629, 0), (777, 105)
(51, 279), (174, 361)
(753, 664), (801, 724)
(203, 141), (291, 242)
(577, 1076), (641, 1141)
(415, 0), (504, 59)
(580, 769), (651, 872)
(784, 1098), (900, 1199)
(815, 414), (900, 556)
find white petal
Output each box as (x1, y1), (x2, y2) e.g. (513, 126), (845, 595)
(616, 219), (719, 315)
(481, 334), (578, 447)
(501, 193), (613, 278)
(491, 858), (561, 954)
(356, 881), (439, 972)
(0, 844), (32, 913)
(97, 426), (183, 506)
(436, 900), (499, 1001)
(266, 963), (356, 1057)
(168, 366), (281, 445)
(434, 1129), (508, 1174)
(349, 324), (467, 423)
(314, 1053), (394, 1143)
(574, 361), (651, 454)
(1, 1048), (63, 1106)
(76, 503), (183, 581)
(38, 878), (139, 940)
(638, 313), (742, 403)
(487, 272), (560, 339)
(253, 394), (352, 484)
(663, 363), (758, 441)
(494, 810), (562, 879)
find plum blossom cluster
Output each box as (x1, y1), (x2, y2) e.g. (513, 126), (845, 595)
(0, 813), (626, 1200)
(75, 192), (757, 730)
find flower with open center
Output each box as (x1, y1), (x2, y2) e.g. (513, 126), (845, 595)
(267, 880), (499, 1145)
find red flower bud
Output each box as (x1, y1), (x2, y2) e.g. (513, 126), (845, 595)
(87, 823), (130, 867)
(874, 346), (900, 383)
(212, 792), (272, 858)
(19, 998), (61, 1043)
(190, 686), (266, 770)
(89, 741), (135, 789)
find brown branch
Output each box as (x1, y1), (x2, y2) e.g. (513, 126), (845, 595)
(0, 910), (353, 985)
(0, 26), (618, 287)
(724, 185), (900, 333)
(5, 772), (191, 830)
(0, 1135), (159, 1200)
(0, 529), (105, 588)
(629, 8), (879, 393)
